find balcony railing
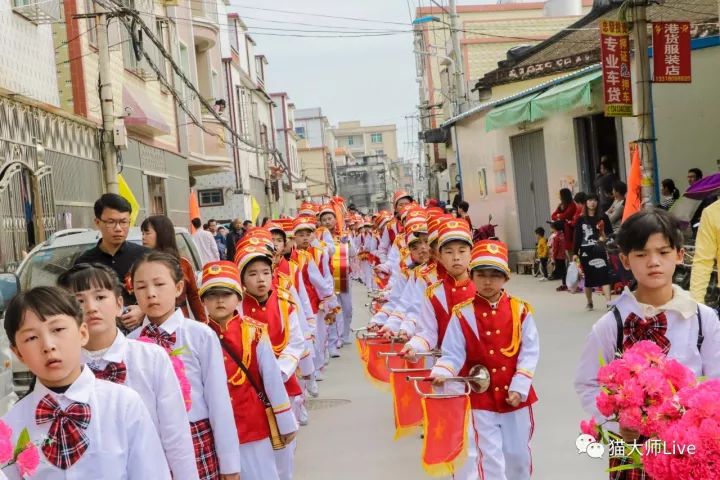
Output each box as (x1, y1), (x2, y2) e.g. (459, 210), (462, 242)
(12, 0), (60, 24)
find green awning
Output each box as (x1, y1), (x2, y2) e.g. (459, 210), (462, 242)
(485, 94), (537, 132)
(530, 70), (602, 122)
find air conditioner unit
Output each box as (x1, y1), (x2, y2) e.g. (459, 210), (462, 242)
(422, 128), (450, 144)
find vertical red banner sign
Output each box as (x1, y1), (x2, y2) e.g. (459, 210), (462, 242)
(600, 20), (633, 117)
(653, 22), (692, 83)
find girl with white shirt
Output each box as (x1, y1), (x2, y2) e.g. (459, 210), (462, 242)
(128, 251), (241, 480)
(57, 263), (199, 480)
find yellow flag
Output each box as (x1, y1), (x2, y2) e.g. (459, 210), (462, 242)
(118, 174), (140, 226)
(251, 196), (261, 224)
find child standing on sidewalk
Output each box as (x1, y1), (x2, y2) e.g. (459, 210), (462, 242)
(550, 221), (568, 291)
(574, 209), (720, 480)
(431, 240), (539, 480)
(535, 227), (549, 281)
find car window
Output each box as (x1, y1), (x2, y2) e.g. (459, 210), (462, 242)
(19, 240), (144, 290)
(19, 244), (94, 290)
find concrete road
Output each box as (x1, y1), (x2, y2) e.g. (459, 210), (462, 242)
(295, 275), (608, 479)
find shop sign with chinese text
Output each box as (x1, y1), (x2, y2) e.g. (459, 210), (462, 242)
(600, 20), (633, 117)
(653, 21), (692, 83)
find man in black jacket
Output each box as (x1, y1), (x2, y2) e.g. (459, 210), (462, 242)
(225, 218), (247, 263)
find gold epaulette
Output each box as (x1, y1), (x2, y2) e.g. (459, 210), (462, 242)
(500, 296), (534, 358)
(241, 316), (267, 340)
(452, 297), (474, 315)
(508, 294), (534, 316)
(277, 287), (297, 305)
(425, 280), (443, 299)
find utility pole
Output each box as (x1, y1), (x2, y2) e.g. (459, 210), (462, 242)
(448, 0), (466, 114)
(96, 5), (119, 194)
(448, 0), (466, 202)
(632, 1), (656, 207)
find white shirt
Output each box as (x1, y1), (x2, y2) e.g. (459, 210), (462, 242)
(129, 310), (241, 474)
(192, 229), (220, 265)
(255, 335), (298, 435)
(431, 297), (540, 401)
(574, 287), (720, 425)
(1, 367), (170, 480)
(81, 331), (199, 480)
(407, 282), (450, 353)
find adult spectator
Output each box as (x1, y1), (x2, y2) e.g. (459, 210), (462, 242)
(569, 192), (588, 249)
(243, 219), (253, 229)
(594, 157), (616, 212)
(551, 188), (578, 259)
(451, 182), (462, 210)
(141, 215), (207, 322)
(457, 201), (472, 229)
(74, 193), (150, 330)
(207, 218), (226, 260)
(225, 218), (246, 264)
(573, 193), (613, 311)
(687, 168), (717, 237)
(659, 179), (680, 210)
(190, 217), (219, 265)
(605, 180), (627, 233)
(691, 200), (720, 302)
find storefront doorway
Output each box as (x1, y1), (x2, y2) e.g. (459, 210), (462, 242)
(573, 114), (625, 195)
(510, 130), (551, 250)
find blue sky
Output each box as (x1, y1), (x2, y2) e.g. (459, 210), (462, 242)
(230, 0), (495, 161)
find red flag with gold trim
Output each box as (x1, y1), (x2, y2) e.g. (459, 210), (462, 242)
(364, 340), (403, 386)
(391, 369), (431, 439)
(355, 336), (369, 363)
(421, 395), (471, 477)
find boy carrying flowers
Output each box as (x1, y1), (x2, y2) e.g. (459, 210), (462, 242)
(574, 209), (720, 479)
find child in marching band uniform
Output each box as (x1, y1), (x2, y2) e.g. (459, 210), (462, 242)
(318, 201), (355, 351)
(575, 209), (720, 480)
(268, 220), (318, 400)
(234, 239), (306, 480)
(2, 287), (170, 479)
(128, 251), (241, 480)
(362, 215), (385, 289)
(377, 190), (413, 266)
(57, 264), (198, 479)
(200, 261), (298, 480)
(402, 218), (476, 360)
(248, 225), (315, 425)
(375, 207), (431, 339)
(291, 216), (339, 378)
(431, 240), (539, 480)
(388, 208), (448, 339)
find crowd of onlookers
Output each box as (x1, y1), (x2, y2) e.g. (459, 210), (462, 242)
(532, 160), (713, 311)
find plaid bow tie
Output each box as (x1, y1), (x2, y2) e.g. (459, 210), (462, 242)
(35, 394), (92, 470)
(623, 312), (671, 354)
(140, 324), (177, 349)
(89, 361), (127, 384)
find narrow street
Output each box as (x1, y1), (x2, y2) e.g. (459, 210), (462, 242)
(295, 276), (608, 479)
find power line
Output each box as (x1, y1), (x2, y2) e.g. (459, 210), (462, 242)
(56, 38), (129, 66)
(100, 0), (306, 184)
(230, 3), (409, 26)
(55, 24), (97, 52)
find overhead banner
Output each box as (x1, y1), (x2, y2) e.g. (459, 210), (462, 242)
(600, 20), (633, 117)
(653, 21), (692, 83)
